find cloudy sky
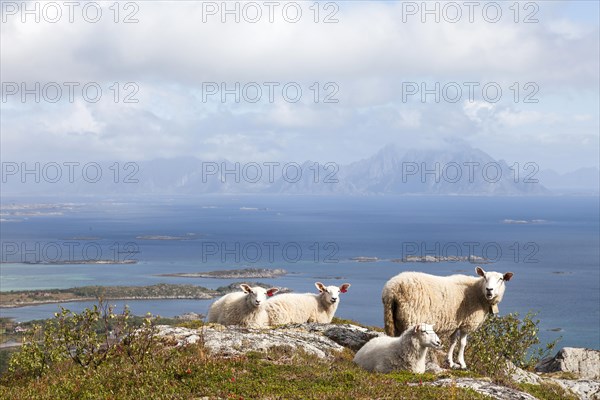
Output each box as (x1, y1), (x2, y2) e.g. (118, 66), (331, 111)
(1, 0), (598, 172)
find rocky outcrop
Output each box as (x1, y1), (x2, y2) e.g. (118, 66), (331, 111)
(154, 326), (599, 399)
(155, 323), (382, 359)
(174, 312), (204, 321)
(534, 346), (600, 399)
(509, 347), (600, 399)
(536, 347), (600, 380)
(509, 362), (543, 385)
(429, 378), (538, 400)
(552, 379), (600, 400)
(292, 323), (383, 351)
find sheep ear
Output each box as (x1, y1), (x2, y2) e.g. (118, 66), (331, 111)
(240, 284), (252, 293)
(414, 324), (421, 333)
(266, 288), (279, 297)
(475, 266), (486, 277)
(503, 272), (514, 282)
(315, 282), (326, 292)
(339, 283), (351, 293)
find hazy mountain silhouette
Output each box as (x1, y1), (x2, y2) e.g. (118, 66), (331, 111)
(4, 145), (592, 196)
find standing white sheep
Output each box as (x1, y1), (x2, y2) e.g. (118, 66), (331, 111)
(207, 284), (279, 328)
(382, 267), (513, 369)
(266, 282), (351, 325)
(353, 323), (442, 373)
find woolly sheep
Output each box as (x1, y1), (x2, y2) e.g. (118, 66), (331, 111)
(382, 267), (513, 369)
(266, 282), (351, 325)
(207, 284), (279, 328)
(353, 323), (442, 373)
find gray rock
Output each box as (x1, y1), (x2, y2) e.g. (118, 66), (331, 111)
(186, 334), (200, 344)
(203, 326), (343, 359)
(174, 312), (203, 321)
(425, 361), (446, 374)
(552, 379), (600, 400)
(155, 326), (203, 347)
(154, 325), (600, 399)
(536, 348), (600, 379)
(154, 323), (383, 359)
(507, 361), (543, 385)
(285, 322), (383, 351)
(430, 378), (538, 400)
(508, 358), (600, 399)
(324, 325), (383, 351)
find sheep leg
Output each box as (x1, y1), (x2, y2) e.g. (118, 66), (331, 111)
(456, 332), (468, 369)
(446, 330), (461, 369)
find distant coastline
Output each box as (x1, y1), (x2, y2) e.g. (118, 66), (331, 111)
(349, 255), (489, 263)
(0, 281), (288, 309)
(0, 260), (137, 265)
(350, 257), (379, 262)
(502, 219), (547, 224)
(158, 268), (288, 279)
(1, 284), (217, 308)
(136, 234), (198, 240)
(392, 255), (489, 264)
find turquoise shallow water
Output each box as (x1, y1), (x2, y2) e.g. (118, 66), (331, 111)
(1, 195), (598, 349)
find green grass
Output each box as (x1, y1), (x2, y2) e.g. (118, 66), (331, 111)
(518, 382), (579, 400)
(1, 310), (578, 399)
(1, 341), (490, 400)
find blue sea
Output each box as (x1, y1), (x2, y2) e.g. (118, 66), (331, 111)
(1, 195), (599, 350)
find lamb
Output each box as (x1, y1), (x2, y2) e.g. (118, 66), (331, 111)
(266, 282), (351, 325)
(382, 266), (513, 369)
(353, 323), (442, 373)
(207, 284), (279, 328)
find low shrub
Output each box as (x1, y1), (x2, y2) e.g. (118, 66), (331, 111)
(465, 311), (560, 381)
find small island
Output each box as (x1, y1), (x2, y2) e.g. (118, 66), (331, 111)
(2, 259), (137, 265)
(0, 284), (218, 308)
(158, 268), (287, 279)
(502, 219), (546, 224)
(0, 281), (287, 308)
(392, 255), (489, 263)
(136, 234), (198, 240)
(350, 257), (379, 263)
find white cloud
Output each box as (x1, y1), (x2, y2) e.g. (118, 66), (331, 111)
(547, 19), (590, 40)
(574, 114), (593, 122)
(396, 109), (422, 129)
(41, 100), (104, 135)
(0, 1), (598, 170)
(495, 109), (558, 127)
(463, 101), (495, 124)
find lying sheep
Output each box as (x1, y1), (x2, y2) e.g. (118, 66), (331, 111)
(266, 282), (351, 325)
(353, 323), (442, 373)
(382, 267), (513, 369)
(207, 284), (279, 328)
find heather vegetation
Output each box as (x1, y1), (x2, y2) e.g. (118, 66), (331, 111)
(0, 304), (574, 400)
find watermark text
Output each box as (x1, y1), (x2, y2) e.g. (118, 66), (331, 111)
(2, 162), (140, 184)
(2, 82), (140, 104)
(1, 1), (140, 23)
(1, 241), (140, 264)
(201, 241), (339, 263)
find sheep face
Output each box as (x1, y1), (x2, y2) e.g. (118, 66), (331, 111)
(476, 267), (513, 303)
(315, 282), (351, 304)
(240, 285), (279, 307)
(414, 324), (442, 349)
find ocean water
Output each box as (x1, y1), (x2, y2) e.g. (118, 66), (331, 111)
(1, 195), (599, 350)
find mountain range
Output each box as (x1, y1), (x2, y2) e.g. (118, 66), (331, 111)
(2, 145), (598, 196)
